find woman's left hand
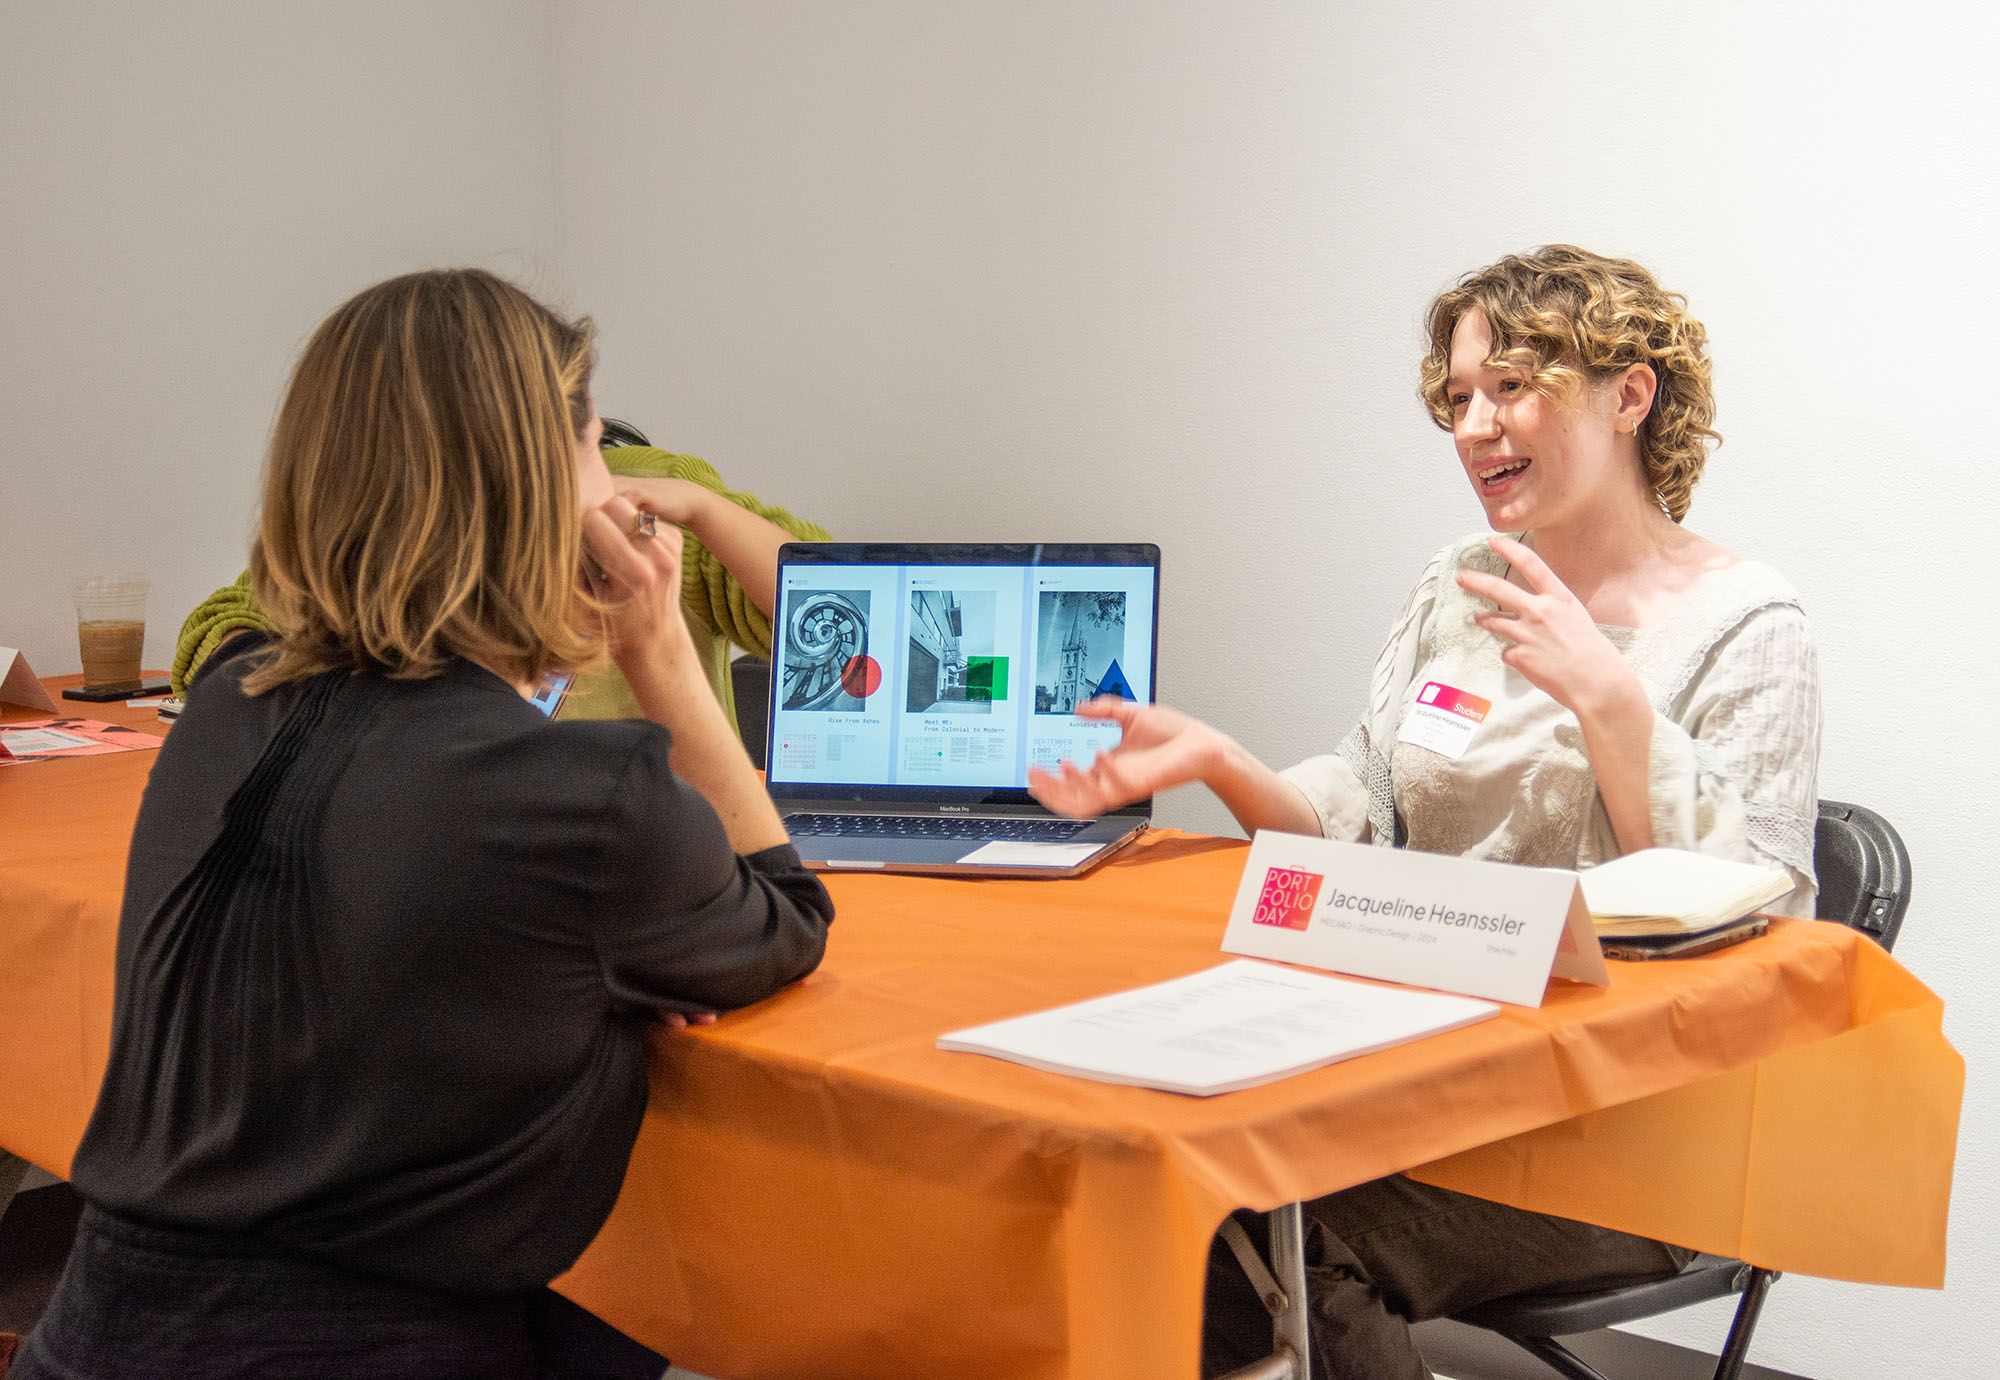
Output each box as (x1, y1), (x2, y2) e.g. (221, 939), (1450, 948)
(1455, 535), (1646, 722)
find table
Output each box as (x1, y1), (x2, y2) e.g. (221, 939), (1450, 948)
(1, 681), (1962, 1380)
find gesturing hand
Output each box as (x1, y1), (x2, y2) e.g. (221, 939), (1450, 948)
(1454, 535), (1643, 722)
(1026, 697), (1229, 818)
(582, 490), (688, 660)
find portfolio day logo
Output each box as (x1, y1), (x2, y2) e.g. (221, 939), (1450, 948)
(1252, 866), (1323, 930)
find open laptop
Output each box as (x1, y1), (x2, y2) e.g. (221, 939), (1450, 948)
(767, 541), (1160, 878)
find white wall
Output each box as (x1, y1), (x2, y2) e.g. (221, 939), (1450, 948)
(0, 0), (562, 678)
(553, 3), (1998, 1375)
(7, 2), (1994, 1374)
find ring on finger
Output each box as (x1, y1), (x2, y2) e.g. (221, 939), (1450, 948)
(632, 511), (657, 539)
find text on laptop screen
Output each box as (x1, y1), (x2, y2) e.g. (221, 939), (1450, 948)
(768, 561), (1156, 791)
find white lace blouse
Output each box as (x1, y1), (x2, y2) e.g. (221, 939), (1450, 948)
(1279, 534), (1822, 917)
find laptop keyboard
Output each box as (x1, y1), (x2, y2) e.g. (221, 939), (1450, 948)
(783, 814), (1093, 842)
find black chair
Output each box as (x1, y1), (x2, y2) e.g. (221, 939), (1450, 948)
(1451, 799), (1914, 1380)
(732, 655), (771, 770)
(598, 416), (652, 450)
(1812, 799), (1911, 952)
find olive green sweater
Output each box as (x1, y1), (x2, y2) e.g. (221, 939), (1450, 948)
(171, 448), (829, 727)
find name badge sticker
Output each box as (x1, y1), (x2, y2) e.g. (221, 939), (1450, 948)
(1397, 681), (1492, 761)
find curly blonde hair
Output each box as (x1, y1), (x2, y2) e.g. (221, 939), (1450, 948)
(1417, 245), (1719, 522)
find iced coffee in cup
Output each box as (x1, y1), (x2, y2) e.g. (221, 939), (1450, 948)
(71, 575), (149, 691)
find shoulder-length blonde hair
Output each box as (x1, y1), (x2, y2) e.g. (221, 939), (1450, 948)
(244, 269), (601, 695)
(1417, 245), (1720, 522)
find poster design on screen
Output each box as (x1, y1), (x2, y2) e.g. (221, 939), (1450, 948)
(1034, 591), (1128, 714)
(907, 591), (1005, 714)
(781, 590), (875, 712)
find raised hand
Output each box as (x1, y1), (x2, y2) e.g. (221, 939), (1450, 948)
(1457, 534), (1662, 855)
(1455, 535), (1645, 721)
(582, 490), (689, 663)
(587, 490), (791, 854)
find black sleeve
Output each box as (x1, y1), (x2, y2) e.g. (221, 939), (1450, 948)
(588, 731), (834, 1015)
(187, 628), (276, 690)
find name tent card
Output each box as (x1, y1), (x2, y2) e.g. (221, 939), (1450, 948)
(1222, 831), (1608, 1006)
(0, 647), (56, 712)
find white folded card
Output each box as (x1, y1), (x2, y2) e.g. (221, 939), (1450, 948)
(0, 647), (55, 713)
(1220, 831), (1608, 1006)
(937, 959), (1498, 1096)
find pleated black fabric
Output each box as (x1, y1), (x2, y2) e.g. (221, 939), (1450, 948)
(68, 635), (833, 1296)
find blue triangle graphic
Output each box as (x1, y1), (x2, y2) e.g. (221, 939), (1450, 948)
(1094, 658), (1136, 701)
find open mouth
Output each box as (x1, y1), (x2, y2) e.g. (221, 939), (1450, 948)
(1477, 457), (1531, 488)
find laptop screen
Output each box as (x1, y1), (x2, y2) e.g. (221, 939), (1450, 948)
(766, 542), (1160, 807)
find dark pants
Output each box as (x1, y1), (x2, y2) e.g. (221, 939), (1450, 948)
(11, 1206), (665, 1380)
(1203, 1175), (1694, 1380)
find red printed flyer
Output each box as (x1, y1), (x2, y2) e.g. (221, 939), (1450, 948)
(0, 717), (164, 766)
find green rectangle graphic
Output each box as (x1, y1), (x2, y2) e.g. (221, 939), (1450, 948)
(964, 656), (1008, 702)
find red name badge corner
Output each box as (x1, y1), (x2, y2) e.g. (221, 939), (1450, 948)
(1396, 681), (1493, 762)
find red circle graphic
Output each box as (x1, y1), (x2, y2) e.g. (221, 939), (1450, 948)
(840, 655), (882, 700)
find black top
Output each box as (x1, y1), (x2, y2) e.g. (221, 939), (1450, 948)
(70, 636), (833, 1295)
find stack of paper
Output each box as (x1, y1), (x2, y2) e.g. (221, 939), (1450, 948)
(937, 959), (1498, 1096)
(1580, 848), (1791, 937)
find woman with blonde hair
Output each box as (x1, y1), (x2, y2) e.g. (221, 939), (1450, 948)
(1030, 245), (1820, 1377)
(12, 269), (833, 1380)
(168, 420), (831, 733)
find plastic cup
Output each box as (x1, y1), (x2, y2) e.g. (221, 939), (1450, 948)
(71, 575), (149, 690)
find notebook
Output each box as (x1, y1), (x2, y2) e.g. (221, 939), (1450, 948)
(766, 541), (1161, 877)
(1580, 848), (1793, 936)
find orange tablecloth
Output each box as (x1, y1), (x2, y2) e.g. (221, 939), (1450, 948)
(1, 682), (1961, 1380)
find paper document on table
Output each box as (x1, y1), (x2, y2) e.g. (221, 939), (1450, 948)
(957, 841), (1101, 867)
(938, 959), (1499, 1096)
(1581, 848), (1792, 934)
(3, 727), (97, 755)
(0, 717), (165, 767)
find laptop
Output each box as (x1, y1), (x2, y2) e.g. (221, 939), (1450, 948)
(766, 541), (1161, 877)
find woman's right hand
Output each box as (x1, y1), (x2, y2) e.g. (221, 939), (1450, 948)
(582, 491), (690, 665)
(586, 490), (790, 853)
(1026, 697), (1232, 817)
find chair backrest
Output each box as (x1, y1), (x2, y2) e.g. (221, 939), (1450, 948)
(732, 655), (771, 770)
(599, 417), (653, 450)
(1814, 799), (1912, 952)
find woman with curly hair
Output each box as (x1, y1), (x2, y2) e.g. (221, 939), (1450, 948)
(1028, 245), (1820, 1377)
